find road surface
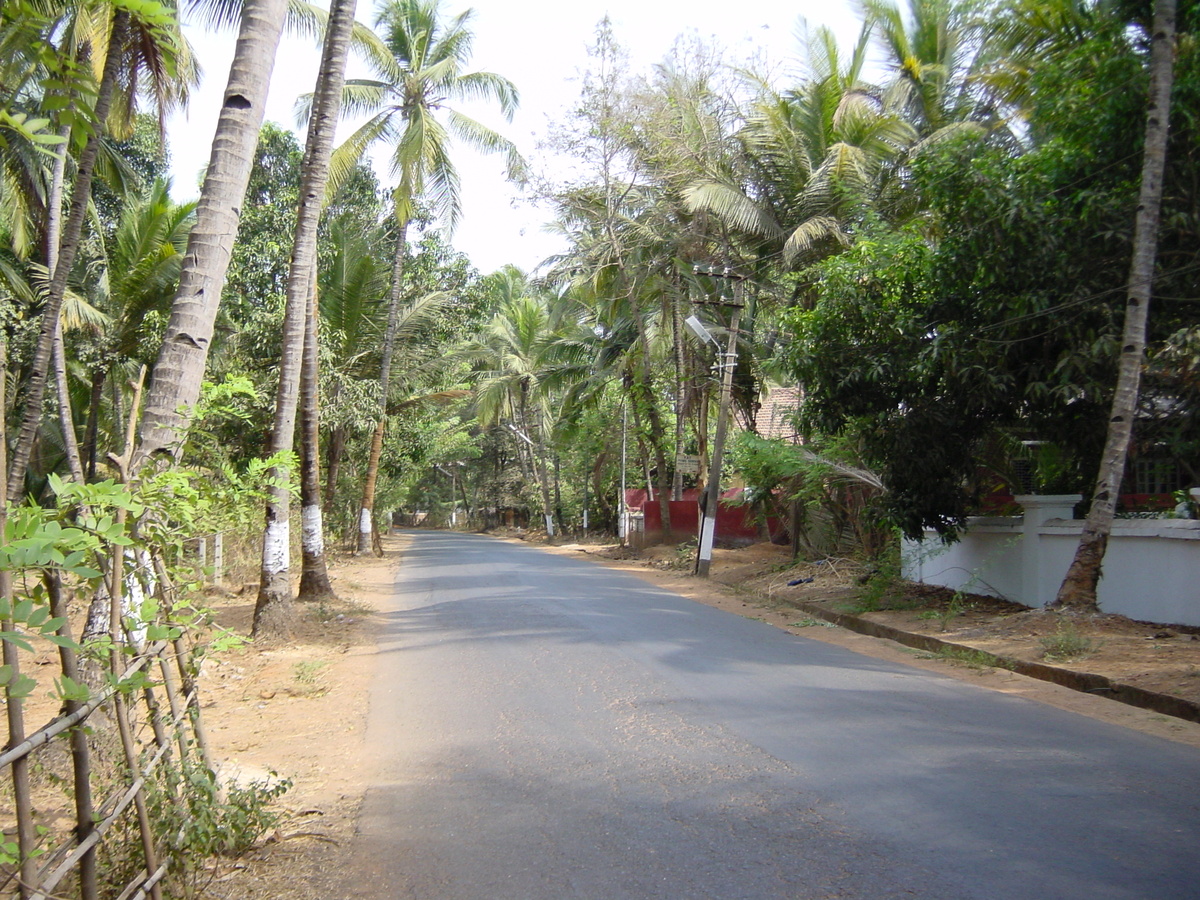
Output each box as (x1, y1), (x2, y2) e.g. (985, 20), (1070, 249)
(346, 531), (1200, 899)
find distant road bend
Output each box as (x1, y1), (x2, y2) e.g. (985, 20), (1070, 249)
(346, 531), (1200, 900)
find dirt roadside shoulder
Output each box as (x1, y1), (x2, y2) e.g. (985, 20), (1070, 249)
(194, 538), (404, 900)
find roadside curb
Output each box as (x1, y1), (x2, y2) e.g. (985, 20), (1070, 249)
(784, 599), (1200, 726)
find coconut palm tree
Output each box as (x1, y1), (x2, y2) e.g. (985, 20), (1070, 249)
(135, 0), (290, 469)
(6, 0), (201, 494)
(860, 0), (989, 136)
(461, 280), (565, 536)
(314, 215), (390, 519)
(331, 0), (522, 552)
(252, 0), (358, 639)
(7, 4), (137, 496)
(684, 25), (926, 269)
(78, 178), (196, 476)
(0, 2), (67, 260)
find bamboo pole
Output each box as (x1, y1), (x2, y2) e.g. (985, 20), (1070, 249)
(29, 733), (175, 900)
(151, 553), (212, 769)
(107, 369), (164, 900)
(45, 571), (99, 900)
(0, 649), (160, 770)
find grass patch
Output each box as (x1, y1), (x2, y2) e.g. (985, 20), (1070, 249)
(291, 660), (330, 696)
(672, 540), (698, 570)
(839, 591), (924, 615)
(918, 646), (1006, 670)
(1040, 622), (1100, 662)
(788, 618), (838, 628)
(915, 592), (974, 631)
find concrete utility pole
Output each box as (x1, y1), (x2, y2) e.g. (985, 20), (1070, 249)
(619, 403), (628, 545)
(693, 267), (744, 578)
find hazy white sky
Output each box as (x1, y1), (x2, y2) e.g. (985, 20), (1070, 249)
(167, 0), (861, 275)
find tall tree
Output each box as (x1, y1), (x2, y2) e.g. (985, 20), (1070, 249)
(7, 5), (135, 496)
(253, 0), (358, 638)
(462, 279), (566, 535)
(684, 25), (917, 268)
(333, 0), (521, 552)
(135, 0), (289, 468)
(861, 0), (988, 135)
(1054, 0), (1178, 610)
(6, 0), (194, 494)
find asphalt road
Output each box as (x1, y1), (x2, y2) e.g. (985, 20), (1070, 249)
(347, 531), (1200, 899)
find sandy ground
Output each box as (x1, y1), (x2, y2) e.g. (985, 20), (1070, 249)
(196, 549), (390, 900)
(203, 531), (1200, 898)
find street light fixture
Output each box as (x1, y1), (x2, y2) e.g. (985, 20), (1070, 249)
(684, 314), (721, 350)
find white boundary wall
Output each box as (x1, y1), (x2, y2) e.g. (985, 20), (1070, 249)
(901, 495), (1200, 627)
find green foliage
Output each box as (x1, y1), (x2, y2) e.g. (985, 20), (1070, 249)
(153, 766), (291, 860)
(785, 225), (992, 539)
(221, 123), (303, 326)
(91, 115), (172, 243)
(916, 591), (974, 631)
(1040, 620), (1099, 661)
(851, 548), (903, 613)
(119, 762), (291, 897)
(729, 433), (805, 497)
(0, 451), (291, 695)
(0, 110), (64, 154)
(918, 646), (1005, 670)
(0, 829), (46, 868)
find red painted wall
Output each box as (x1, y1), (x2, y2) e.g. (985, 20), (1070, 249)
(626, 489), (784, 545)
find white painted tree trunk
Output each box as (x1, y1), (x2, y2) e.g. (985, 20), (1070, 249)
(253, 0), (358, 638)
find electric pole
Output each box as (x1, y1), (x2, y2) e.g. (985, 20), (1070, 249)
(693, 266), (744, 577)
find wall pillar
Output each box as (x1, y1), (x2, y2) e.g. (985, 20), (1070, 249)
(1013, 494), (1081, 607)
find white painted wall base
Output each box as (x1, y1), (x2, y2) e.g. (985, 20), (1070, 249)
(902, 495), (1200, 627)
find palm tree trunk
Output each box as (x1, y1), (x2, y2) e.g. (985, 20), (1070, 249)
(52, 319), (84, 483)
(671, 280), (686, 501)
(630, 290), (673, 537)
(358, 421), (387, 552)
(592, 449), (610, 528)
(111, 373), (124, 450)
(1053, 0), (1176, 611)
(47, 122), (84, 483)
(254, 0), (356, 639)
(516, 402), (553, 537)
(298, 278), (336, 601)
(357, 218), (410, 554)
(135, 0), (289, 469)
(6, 10), (129, 497)
(634, 376), (673, 540)
(533, 437), (556, 537)
(83, 367), (106, 480)
(324, 420), (345, 519)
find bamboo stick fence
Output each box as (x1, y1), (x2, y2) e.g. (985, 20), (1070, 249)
(1, 374), (235, 899)
(1, 553), (215, 900)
